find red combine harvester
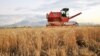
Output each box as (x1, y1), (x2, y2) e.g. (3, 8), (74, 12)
(46, 8), (82, 26)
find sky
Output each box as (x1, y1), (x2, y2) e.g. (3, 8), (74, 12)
(0, 0), (100, 25)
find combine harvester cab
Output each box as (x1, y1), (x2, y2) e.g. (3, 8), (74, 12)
(46, 8), (82, 26)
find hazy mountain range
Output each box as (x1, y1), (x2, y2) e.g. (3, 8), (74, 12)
(2, 20), (47, 27)
(0, 15), (47, 27)
(2, 20), (100, 27)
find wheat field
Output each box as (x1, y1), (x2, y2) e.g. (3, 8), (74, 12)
(0, 26), (99, 56)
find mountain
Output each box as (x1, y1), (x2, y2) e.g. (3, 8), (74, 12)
(3, 20), (47, 27)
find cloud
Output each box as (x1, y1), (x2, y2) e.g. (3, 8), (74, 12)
(72, 5), (100, 24)
(0, 0), (100, 14)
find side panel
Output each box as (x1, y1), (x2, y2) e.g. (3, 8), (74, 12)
(61, 17), (69, 22)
